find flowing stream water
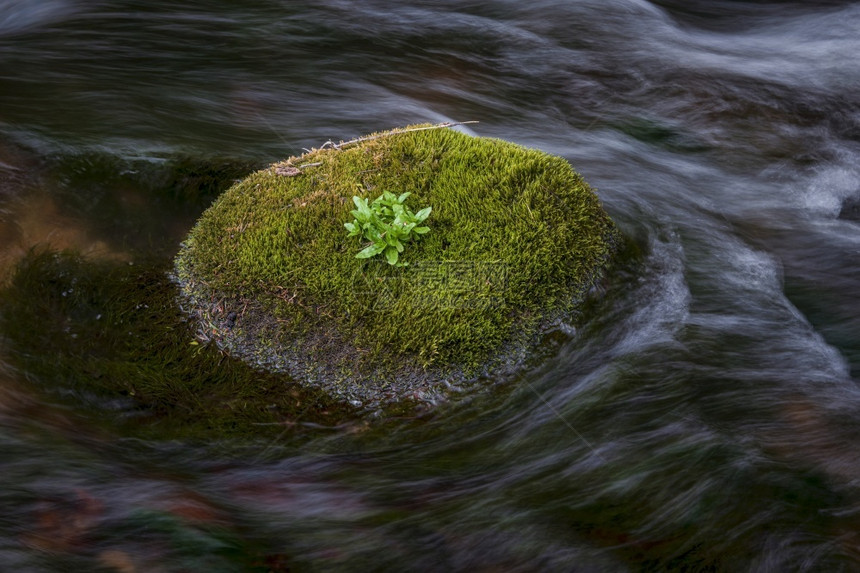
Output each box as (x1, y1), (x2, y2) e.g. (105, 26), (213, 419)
(2, 1), (860, 571)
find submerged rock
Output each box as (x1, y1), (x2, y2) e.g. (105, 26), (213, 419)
(174, 125), (621, 408)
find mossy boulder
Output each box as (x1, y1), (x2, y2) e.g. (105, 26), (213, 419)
(174, 125), (620, 408)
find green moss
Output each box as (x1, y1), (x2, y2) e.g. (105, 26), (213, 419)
(175, 125), (621, 406)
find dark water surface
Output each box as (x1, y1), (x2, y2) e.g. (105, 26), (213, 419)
(2, 1), (860, 570)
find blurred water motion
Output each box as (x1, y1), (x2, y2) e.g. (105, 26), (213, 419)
(2, 1), (860, 570)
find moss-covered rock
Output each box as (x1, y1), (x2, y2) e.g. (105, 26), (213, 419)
(174, 125), (620, 407)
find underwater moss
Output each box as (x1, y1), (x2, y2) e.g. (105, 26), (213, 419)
(174, 125), (621, 407)
(0, 250), (363, 440)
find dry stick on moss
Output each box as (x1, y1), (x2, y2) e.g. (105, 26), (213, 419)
(317, 121), (480, 152)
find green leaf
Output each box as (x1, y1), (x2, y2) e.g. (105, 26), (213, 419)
(352, 196), (372, 218)
(384, 232), (398, 246)
(366, 226), (382, 242)
(356, 243), (385, 259)
(384, 246), (399, 265)
(345, 191), (431, 265)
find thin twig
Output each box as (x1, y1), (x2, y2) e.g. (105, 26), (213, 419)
(331, 121), (479, 150)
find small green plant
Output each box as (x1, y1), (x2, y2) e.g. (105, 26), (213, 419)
(344, 189), (431, 266)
